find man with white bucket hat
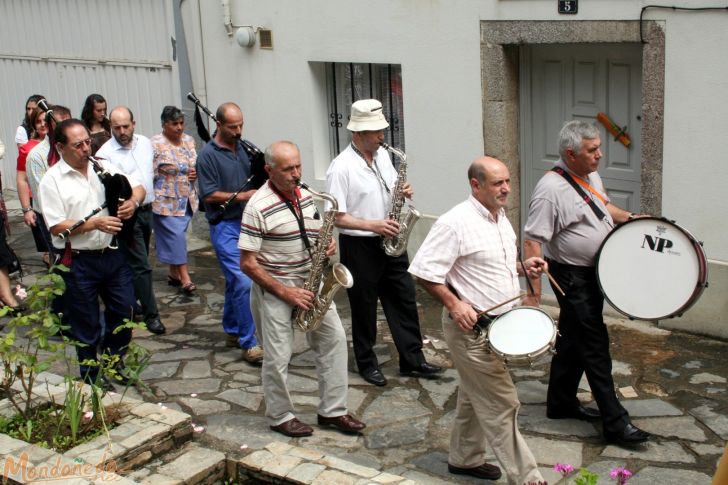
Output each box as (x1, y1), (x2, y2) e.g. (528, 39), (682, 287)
(326, 99), (442, 387)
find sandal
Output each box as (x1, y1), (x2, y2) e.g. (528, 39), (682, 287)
(182, 282), (197, 295)
(167, 275), (182, 287)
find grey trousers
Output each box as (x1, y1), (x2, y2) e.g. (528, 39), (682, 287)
(251, 280), (349, 426)
(442, 309), (543, 485)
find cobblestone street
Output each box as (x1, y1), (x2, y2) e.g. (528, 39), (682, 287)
(4, 196), (726, 484)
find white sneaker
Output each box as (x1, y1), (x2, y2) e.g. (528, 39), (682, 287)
(242, 345), (264, 363)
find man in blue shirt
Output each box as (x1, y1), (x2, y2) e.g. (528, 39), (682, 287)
(197, 102), (262, 363)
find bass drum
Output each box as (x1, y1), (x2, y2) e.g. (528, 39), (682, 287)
(596, 217), (708, 320)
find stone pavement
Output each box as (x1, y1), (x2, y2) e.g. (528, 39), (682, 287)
(3, 194), (726, 484)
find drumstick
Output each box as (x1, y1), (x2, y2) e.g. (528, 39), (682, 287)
(476, 292), (526, 317)
(543, 269), (566, 296)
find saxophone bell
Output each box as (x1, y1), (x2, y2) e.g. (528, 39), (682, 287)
(292, 181), (354, 332)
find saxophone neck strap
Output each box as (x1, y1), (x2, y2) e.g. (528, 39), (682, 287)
(352, 142), (391, 195)
(270, 182), (311, 252)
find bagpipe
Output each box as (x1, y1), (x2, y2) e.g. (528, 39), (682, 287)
(187, 92), (268, 223)
(36, 100), (135, 248)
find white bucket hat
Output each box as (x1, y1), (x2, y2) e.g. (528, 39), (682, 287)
(347, 99), (390, 132)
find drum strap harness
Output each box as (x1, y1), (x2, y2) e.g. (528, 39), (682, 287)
(551, 167), (606, 221)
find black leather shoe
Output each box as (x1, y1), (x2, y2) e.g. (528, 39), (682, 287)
(400, 362), (444, 378)
(270, 418), (313, 437)
(604, 423), (651, 446)
(448, 462), (502, 481)
(317, 414), (366, 433)
(145, 318), (166, 335)
(360, 368), (387, 386)
(547, 404), (601, 422)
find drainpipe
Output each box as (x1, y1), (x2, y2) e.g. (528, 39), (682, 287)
(221, 0), (234, 36)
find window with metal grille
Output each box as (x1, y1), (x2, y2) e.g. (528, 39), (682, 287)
(326, 62), (405, 158)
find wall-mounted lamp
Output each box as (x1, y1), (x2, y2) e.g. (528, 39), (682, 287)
(235, 26), (256, 47)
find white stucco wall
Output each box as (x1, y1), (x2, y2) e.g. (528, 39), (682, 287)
(184, 1), (728, 266)
(660, 11), (728, 262)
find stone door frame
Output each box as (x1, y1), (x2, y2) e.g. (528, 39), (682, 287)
(480, 20), (665, 230)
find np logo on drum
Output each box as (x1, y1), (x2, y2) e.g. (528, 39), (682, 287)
(641, 234), (674, 253)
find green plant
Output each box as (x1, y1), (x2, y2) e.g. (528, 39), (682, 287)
(0, 267), (70, 419)
(0, 267), (150, 451)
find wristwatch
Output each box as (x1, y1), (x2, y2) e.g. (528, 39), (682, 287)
(22, 207), (33, 213)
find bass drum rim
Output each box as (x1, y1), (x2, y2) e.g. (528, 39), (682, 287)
(595, 216), (708, 321)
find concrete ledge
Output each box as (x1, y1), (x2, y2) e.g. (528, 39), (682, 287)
(236, 441), (413, 484)
(0, 377), (192, 484)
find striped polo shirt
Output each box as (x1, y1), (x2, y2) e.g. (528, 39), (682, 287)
(239, 181), (324, 280)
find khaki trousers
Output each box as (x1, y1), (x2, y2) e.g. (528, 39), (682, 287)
(442, 309), (543, 485)
(251, 281), (349, 426)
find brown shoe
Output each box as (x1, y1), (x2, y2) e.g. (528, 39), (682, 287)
(242, 345), (264, 364)
(448, 462), (502, 480)
(226, 334), (239, 348)
(270, 418), (313, 437)
(317, 414), (366, 433)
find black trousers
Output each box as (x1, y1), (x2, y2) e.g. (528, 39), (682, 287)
(63, 249), (135, 381)
(339, 234), (425, 374)
(119, 207), (159, 321)
(546, 259), (630, 434)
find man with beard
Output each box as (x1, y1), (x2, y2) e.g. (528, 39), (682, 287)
(197, 102), (262, 363)
(96, 106), (166, 335)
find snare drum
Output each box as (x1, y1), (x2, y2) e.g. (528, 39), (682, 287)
(596, 217), (708, 320)
(485, 307), (557, 365)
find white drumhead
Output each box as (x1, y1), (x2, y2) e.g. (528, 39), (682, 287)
(487, 307), (555, 356)
(597, 218), (703, 320)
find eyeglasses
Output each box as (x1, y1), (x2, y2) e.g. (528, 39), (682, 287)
(71, 138), (92, 149)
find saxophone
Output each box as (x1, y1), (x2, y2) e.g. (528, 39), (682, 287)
(292, 181), (354, 332)
(380, 142), (421, 257)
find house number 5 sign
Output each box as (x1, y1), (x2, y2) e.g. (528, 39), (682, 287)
(558, 0), (578, 14)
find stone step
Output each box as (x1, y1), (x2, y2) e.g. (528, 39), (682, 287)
(236, 441), (412, 484)
(130, 442), (227, 484)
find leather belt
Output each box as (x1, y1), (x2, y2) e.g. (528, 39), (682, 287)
(71, 247), (115, 255)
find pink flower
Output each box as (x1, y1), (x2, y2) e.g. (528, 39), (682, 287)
(610, 467), (633, 484)
(15, 285), (27, 300)
(553, 463), (575, 475)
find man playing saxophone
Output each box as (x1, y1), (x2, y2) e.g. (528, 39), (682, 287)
(240, 140), (366, 438)
(326, 99), (442, 387)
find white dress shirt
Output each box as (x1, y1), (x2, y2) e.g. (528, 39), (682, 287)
(40, 158), (133, 250)
(96, 134), (154, 205)
(326, 144), (396, 237)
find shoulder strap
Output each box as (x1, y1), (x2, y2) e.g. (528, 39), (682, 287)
(550, 167), (605, 220)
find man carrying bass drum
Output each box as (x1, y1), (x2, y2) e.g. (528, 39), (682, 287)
(410, 156), (548, 485)
(523, 120), (651, 447)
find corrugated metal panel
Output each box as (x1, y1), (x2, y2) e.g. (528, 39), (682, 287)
(0, 0), (179, 188)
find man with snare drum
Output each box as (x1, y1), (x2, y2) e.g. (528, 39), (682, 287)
(409, 156), (547, 485)
(523, 120), (650, 447)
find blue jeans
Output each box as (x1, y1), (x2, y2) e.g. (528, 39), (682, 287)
(209, 219), (258, 349)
